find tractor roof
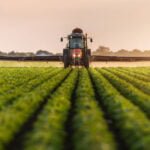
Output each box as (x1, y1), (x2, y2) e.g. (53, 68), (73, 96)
(72, 28), (83, 34)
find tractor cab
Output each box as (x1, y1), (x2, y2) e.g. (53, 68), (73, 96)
(70, 36), (84, 49)
(61, 28), (93, 68)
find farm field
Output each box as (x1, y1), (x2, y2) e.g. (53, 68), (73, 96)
(0, 61), (63, 67)
(1, 60), (150, 67)
(0, 67), (149, 150)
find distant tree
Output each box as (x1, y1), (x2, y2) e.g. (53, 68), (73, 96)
(36, 50), (53, 56)
(93, 46), (111, 55)
(8, 51), (16, 56)
(25, 52), (35, 56)
(143, 50), (150, 56)
(130, 49), (142, 56)
(0, 51), (7, 56)
(115, 49), (129, 56)
(132, 49), (141, 53)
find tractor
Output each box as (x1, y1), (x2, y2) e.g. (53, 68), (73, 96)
(60, 28), (93, 68)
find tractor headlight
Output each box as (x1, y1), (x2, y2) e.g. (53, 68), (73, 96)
(72, 54), (76, 58)
(77, 54), (81, 57)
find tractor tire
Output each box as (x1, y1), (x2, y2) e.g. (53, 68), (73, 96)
(63, 49), (69, 68)
(84, 55), (90, 68)
(87, 49), (91, 56)
(64, 55), (69, 68)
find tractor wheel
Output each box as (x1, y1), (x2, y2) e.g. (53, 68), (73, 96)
(84, 55), (90, 68)
(87, 49), (91, 56)
(64, 55), (69, 68)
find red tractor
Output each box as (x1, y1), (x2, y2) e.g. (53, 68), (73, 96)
(61, 28), (93, 68)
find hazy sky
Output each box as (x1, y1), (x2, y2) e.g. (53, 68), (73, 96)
(0, 0), (150, 53)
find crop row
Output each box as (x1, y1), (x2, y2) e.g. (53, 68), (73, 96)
(89, 68), (150, 150)
(120, 67), (150, 76)
(0, 68), (54, 95)
(96, 68), (150, 118)
(0, 68), (38, 86)
(104, 68), (150, 95)
(115, 68), (150, 82)
(21, 68), (117, 150)
(0, 68), (71, 150)
(23, 69), (78, 150)
(72, 68), (117, 150)
(0, 67), (149, 150)
(0, 68), (62, 110)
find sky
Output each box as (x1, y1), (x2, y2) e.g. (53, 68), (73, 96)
(0, 0), (150, 53)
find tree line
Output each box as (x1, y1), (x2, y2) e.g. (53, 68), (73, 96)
(0, 50), (61, 57)
(1, 46), (150, 57)
(93, 46), (150, 57)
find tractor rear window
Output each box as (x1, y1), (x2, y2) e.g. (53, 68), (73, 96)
(70, 38), (84, 49)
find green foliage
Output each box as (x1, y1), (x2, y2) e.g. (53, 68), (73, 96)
(105, 67), (150, 95)
(0, 67), (149, 150)
(0, 68), (70, 149)
(97, 68), (150, 118)
(89, 68), (150, 150)
(116, 68), (150, 82)
(72, 68), (117, 150)
(24, 69), (78, 150)
(0, 68), (62, 110)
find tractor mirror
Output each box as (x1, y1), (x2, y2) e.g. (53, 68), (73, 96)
(60, 37), (63, 42)
(90, 38), (93, 42)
